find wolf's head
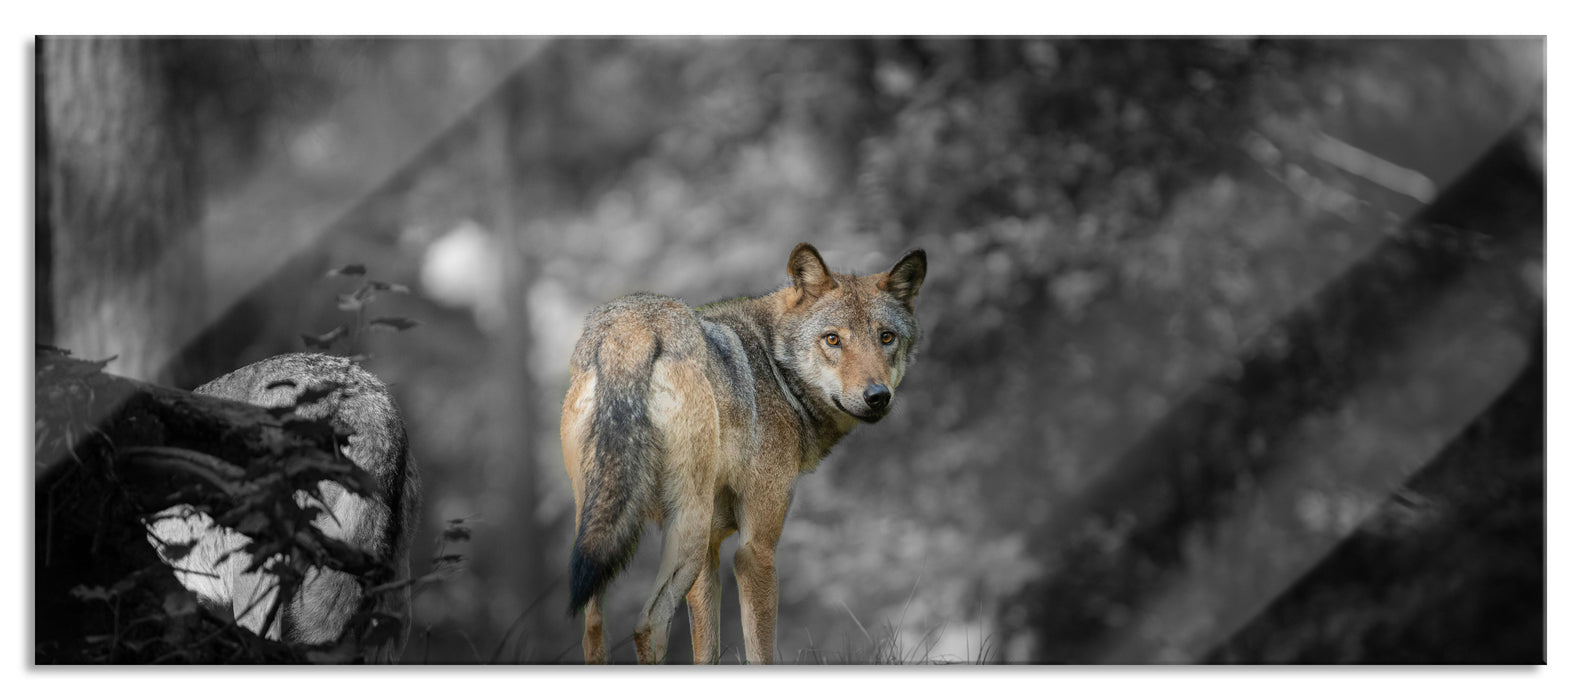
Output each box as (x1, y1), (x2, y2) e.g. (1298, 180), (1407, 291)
(775, 242), (927, 424)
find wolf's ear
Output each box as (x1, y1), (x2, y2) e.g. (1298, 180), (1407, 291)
(787, 242), (837, 304)
(879, 249), (927, 310)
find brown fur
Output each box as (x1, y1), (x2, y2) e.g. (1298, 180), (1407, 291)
(563, 243), (926, 664)
(145, 353), (420, 663)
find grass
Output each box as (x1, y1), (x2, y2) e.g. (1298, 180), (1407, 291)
(787, 621), (998, 665)
(418, 547), (998, 665)
(785, 591), (998, 665)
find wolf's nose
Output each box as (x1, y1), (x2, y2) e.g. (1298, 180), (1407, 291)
(863, 384), (891, 410)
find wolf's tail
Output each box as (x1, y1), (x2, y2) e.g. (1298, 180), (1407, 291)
(569, 330), (661, 615)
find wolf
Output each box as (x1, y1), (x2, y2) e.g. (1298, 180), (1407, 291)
(562, 242), (927, 664)
(145, 353), (421, 663)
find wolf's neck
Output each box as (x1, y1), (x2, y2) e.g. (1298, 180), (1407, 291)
(762, 336), (857, 472)
(712, 292), (858, 469)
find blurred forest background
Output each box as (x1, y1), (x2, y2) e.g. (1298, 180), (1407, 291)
(35, 36), (1545, 664)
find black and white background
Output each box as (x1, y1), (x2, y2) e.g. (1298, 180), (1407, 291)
(13, 9), (1568, 695)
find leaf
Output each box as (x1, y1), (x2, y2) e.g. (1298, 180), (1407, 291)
(70, 585), (112, 602)
(267, 381), (344, 418)
(367, 316), (421, 332)
(340, 281), (412, 314)
(305, 644), (359, 664)
(163, 592), (199, 617)
(336, 292), (368, 312)
(301, 325), (348, 350)
(291, 381), (344, 408)
(359, 613), (403, 648)
(157, 540), (194, 562)
(207, 601), (237, 625)
(442, 521), (472, 542)
(326, 264), (367, 278)
(432, 553), (467, 580)
(109, 576), (138, 596)
(109, 573), (138, 595)
(368, 280), (411, 294)
(58, 354), (118, 378)
(235, 511), (269, 534)
(328, 465), (379, 498)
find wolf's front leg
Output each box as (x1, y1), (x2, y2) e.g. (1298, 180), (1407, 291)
(734, 496), (787, 665)
(734, 538), (779, 664)
(686, 532), (726, 663)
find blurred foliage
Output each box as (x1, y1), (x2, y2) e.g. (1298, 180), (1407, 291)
(1211, 330), (1543, 663)
(49, 37), (1544, 663)
(1007, 125), (1543, 663)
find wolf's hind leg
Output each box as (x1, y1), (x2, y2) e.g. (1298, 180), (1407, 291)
(634, 503), (711, 664)
(582, 592), (607, 664)
(632, 356), (719, 664)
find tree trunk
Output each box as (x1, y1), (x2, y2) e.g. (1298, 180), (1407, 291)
(35, 40), (54, 344)
(484, 51), (554, 658)
(43, 37), (202, 384)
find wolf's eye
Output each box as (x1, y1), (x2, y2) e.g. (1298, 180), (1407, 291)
(824, 333), (841, 347)
(880, 331), (895, 345)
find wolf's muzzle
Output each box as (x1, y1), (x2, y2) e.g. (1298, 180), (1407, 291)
(863, 384), (891, 410)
